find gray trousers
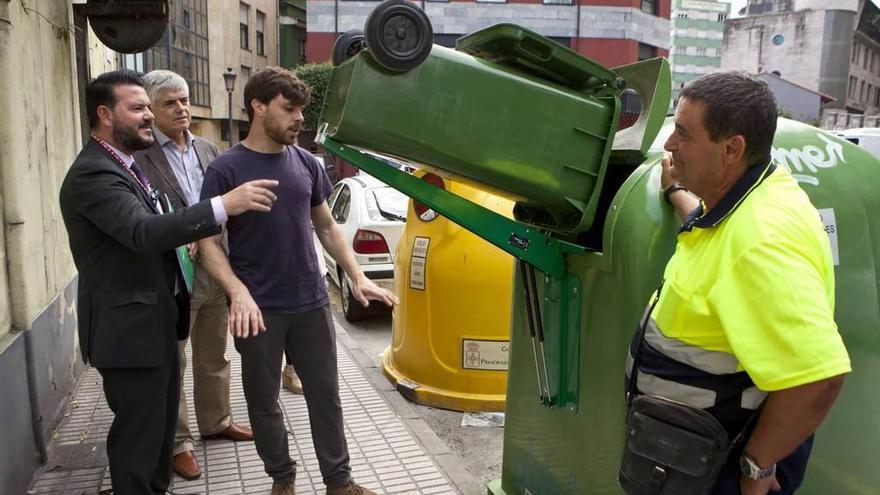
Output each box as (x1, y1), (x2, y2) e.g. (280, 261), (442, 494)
(234, 304), (351, 487)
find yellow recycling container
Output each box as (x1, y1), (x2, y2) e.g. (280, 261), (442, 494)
(382, 168), (515, 412)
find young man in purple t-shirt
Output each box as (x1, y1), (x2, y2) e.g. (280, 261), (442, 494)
(198, 67), (397, 495)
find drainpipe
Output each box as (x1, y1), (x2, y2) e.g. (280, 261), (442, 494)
(334, 0), (339, 38)
(0, 0), (48, 465)
(575, 0), (581, 53)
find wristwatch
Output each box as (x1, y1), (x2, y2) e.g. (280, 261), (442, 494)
(662, 183), (688, 202)
(740, 453), (776, 480)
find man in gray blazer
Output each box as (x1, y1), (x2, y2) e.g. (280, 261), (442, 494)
(60, 69), (277, 495)
(133, 70), (254, 481)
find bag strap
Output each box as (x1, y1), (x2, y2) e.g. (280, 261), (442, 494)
(626, 281), (762, 450)
(729, 406), (762, 451)
(627, 280), (664, 406)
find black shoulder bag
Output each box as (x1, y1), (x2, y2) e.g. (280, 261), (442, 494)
(618, 282), (755, 495)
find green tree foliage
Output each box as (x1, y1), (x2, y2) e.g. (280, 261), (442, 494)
(296, 62), (333, 131)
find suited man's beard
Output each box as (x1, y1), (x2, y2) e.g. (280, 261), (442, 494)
(112, 121), (155, 152)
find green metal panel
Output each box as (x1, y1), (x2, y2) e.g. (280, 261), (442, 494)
(318, 138), (583, 278)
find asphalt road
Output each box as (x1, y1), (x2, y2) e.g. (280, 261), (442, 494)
(326, 283), (504, 493)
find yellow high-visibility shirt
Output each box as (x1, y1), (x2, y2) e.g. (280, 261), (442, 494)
(653, 165), (851, 391)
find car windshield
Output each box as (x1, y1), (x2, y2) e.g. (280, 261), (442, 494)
(366, 187), (408, 222)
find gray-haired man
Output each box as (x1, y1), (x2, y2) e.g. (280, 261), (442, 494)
(134, 70), (253, 480)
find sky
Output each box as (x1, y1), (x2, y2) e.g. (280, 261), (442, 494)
(720, 0), (746, 17)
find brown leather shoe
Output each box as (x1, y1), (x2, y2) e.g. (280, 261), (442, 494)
(203, 422), (254, 441)
(271, 479), (296, 495)
(326, 480), (376, 495)
(172, 451), (201, 480)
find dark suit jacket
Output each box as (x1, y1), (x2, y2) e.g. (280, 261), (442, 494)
(133, 134), (220, 211)
(59, 139), (221, 368)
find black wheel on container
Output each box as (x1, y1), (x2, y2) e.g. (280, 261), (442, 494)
(364, 0), (433, 72)
(341, 273), (368, 322)
(332, 29), (366, 66)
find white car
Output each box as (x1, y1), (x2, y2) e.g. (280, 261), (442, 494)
(322, 173), (409, 321)
(830, 127), (880, 159)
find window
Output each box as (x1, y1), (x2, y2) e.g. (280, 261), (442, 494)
(850, 76), (857, 98)
(136, 0), (211, 107)
(638, 43), (656, 61)
(853, 43), (859, 63)
(240, 2), (250, 50)
(331, 185), (352, 223)
(120, 52), (145, 72)
(298, 39), (307, 64)
(861, 80), (866, 101)
(641, 0), (657, 15)
(675, 46), (686, 55)
(875, 87), (880, 106)
(256, 10), (265, 56)
(869, 84), (874, 103)
(864, 49), (870, 70)
(696, 47), (706, 56)
(718, 13), (727, 22)
(328, 183), (344, 208)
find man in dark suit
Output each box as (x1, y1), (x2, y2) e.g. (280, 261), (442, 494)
(133, 70), (253, 481)
(59, 69), (278, 495)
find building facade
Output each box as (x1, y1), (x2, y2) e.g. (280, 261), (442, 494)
(670, 0), (729, 104)
(845, 0), (880, 114)
(121, 0), (280, 149)
(280, 0), (308, 68)
(721, 0), (860, 111)
(306, 0), (671, 69)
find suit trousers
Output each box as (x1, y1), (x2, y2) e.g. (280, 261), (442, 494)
(99, 349), (179, 495)
(234, 305), (352, 487)
(175, 264), (232, 454)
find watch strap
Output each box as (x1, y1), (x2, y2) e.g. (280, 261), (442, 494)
(663, 183), (688, 202)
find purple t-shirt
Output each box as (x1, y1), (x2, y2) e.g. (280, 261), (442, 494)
(201, 144), (333, 313)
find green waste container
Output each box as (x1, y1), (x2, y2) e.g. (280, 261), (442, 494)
(321, 24), (624, 235)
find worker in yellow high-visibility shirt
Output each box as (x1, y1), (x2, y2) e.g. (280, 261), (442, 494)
(624, 72), (850, 495)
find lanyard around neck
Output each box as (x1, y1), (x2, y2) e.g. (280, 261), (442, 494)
(91, 136), (161, 208)
(91, 136), (150, 194)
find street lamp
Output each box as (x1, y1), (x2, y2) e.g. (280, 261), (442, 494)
(223, 67), (237, 145)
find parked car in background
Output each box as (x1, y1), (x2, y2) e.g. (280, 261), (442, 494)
(321, 173), (409, 321)
(830, 127), (880, 159)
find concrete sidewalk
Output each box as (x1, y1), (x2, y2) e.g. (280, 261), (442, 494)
(28, 316), (477, 495)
